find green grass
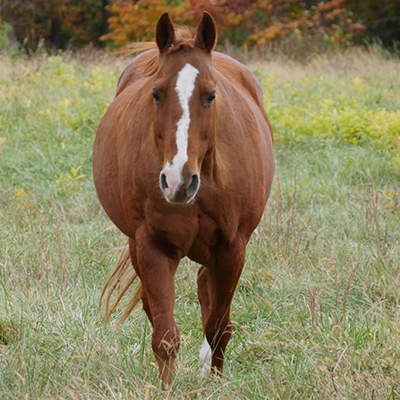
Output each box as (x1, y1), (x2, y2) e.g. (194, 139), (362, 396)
(0, 50), (400, 399)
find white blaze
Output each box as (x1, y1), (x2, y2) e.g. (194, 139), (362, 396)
(163, 63), (199, 188)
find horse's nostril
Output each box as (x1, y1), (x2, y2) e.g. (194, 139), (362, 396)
(187, 174), (200, 197)
(160, 172), (168, 191)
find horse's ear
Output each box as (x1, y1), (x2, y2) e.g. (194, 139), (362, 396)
(194, 12), (217, 53)
(156, 12), (175, 54)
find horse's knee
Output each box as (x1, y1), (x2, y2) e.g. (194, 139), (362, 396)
(151, 325), (180, 359)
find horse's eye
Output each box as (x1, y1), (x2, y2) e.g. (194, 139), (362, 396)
(205, 90), (216, 106)
(152, 87), (161, 103)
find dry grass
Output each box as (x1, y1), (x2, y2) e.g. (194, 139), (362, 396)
(209, 44), (399, 83)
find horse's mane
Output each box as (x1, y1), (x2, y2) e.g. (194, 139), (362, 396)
(121, 27), (195, 76)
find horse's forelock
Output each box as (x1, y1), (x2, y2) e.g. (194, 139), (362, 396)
(122, 27), (196, 77)
(175, 26), (194, 41)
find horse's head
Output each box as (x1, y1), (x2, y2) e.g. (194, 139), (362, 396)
(152, 12), (217, 204)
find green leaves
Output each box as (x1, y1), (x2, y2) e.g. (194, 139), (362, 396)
(262, 70), (400, 168)
(53, 166), (86, 195)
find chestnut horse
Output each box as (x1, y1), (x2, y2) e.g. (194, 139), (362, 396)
(93, 12), (275, 387)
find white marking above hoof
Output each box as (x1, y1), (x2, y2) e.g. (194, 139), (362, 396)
(199, 335), (212, 375)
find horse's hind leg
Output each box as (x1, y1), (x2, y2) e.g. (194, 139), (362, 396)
(197, 266), (212, 330)
(197, 266), (213, 371)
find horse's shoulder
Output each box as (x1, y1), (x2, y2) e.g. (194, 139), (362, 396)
(115, 49), (158, 97)
(213, 52), (272, 140)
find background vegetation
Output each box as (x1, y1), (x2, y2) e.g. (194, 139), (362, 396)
(0, 0), (399, 54)
(0, 47), (399, 398)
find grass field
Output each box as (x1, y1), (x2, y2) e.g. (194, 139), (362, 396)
(0, 49), (400, 399)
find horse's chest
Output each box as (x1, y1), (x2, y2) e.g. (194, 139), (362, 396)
(187, 212), (221, 266)
(143, 200), (199, 253)
(143, 200), (229, 264)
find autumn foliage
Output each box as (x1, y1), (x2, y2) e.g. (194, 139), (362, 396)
(2, 0), (399, 53)
(101, 0), (366, 50)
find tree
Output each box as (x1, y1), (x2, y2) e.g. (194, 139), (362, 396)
(0, 0), (105, 50)
(101, 0), (365, 51)
(345, 0), (400, 46)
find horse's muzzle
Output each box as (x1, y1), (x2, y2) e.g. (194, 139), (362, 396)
(160, 169), (200, 204)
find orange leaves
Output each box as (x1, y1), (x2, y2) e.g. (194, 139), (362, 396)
(101, 0), (171, 45)
(102, 0), (365, 50)
(101, 0), (243, 47)
(248, 24), (286, 47)
(243, 0), (365, 48)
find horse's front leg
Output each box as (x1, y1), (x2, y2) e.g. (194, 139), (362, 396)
(203, 237), (246, 373)
(135, 226), (180, 387)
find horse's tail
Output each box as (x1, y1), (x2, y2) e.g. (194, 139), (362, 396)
(100, 244), (142, 325)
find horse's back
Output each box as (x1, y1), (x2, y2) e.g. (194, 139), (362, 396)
(212, 52), (272, 136)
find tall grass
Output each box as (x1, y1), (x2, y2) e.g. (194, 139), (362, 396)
(0, 50), (399, 399)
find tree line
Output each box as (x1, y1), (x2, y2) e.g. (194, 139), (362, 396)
(0, 0), (399, 52)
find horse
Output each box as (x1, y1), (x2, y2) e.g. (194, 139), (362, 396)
(93, 12), (275, 387)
